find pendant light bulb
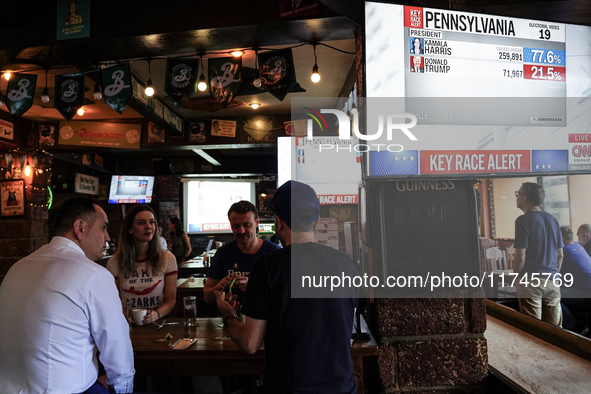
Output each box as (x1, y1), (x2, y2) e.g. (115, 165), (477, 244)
(253, 49), (262, 88)
(145, 78), (155, 97)
(77, 107), (85, 116)
(40, 69), (50, 103)
(145, 58), (154, 96)
(25, 163), (31, 177)
(93, 82), (102, 100)
(197, 73), (207, 92)
(41, 87), (50, 103)
(310, 44), (320, 83)
(197, 55), (207, 92)
(311, 64), (320, 83)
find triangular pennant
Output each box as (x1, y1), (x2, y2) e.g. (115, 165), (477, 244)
(258, 48), (297, 101)
(164, 58), (199, 107)
(101, 63), (133, 114)
(54, 73), (85, 121)
(5, 74), (37, 118)
(208, 57), (242, 107)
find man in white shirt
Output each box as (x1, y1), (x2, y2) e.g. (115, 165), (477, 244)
(0, 197), (135, 394)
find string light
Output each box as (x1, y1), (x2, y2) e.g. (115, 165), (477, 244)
(197, 55), (207, 92)
(311, 44), (320, 83)
(93, 66), (102, 100)
(41, 69), (50, 103)
(253, 48), (262, 88)
(24, 159), (31, 177)
(145, 58), (154, 97)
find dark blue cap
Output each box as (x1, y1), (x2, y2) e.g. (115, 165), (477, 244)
(264, 181), (320, 226)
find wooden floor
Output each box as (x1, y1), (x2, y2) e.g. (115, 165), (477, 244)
(485, 316), (591, 394)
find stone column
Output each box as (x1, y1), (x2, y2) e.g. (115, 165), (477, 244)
(375, 298), (487, 393)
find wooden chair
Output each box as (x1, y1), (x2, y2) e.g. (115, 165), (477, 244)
(485, 247), (505, 272)
(505, 245), (516, 270)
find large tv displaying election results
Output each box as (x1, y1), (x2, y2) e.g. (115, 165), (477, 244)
(183, 180), (256, 234)
(364, 2), (591, 178)
(108, 175), (155, 204)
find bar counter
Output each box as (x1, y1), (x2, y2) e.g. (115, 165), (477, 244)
(130, 317), (378, 390)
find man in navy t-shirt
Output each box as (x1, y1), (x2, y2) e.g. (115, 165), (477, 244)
(214, 181), (358, 393)
(514, 182), (563, 326)
(559, 226), (591, 333)
(576, 223), (591, 257)
(204, 201), (279, 305)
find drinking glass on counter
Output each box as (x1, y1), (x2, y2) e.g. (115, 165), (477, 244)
(184, 296), (197, 326)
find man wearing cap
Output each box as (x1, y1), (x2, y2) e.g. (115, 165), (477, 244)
(215, 181), (358, 393)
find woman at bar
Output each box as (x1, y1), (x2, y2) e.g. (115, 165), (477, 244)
(107, 205), (178, 325)
(168, 216), (192, 263)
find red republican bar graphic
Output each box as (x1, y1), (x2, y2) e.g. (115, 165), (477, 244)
(405, 6), (423, 29)
(523, 65), (566, 82)
(420, 150), (531, 174)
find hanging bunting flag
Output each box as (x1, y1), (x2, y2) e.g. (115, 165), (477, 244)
(5, 74), (37, 118)
(54, 73), (85, 121)
(258, 48), (296, 101)
(209, 57), (242, 107)
(101, 63), (133, 114)
(164, 58), (199, 107)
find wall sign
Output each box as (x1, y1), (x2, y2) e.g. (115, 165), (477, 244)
(75, 173), (99, 195)
(0, 120), (14, 141)
(57, 0), (90, 40)
(58, 121), (141, 149)
(0, 180), (25, 217)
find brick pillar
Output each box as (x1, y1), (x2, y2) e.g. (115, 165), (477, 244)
(0, 206), (49, 283)
(0, 150), (52, 283)
(375, 298), (487, 393)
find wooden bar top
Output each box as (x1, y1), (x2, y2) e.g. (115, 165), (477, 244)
(177, 277), (205, 289)
(486, 315), (591, 394)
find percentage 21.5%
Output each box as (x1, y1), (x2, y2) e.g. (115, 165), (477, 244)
(524, 65), (565, 81)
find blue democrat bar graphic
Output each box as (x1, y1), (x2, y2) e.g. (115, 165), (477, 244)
(531, 150), (568, 172)
(369, 151), (419, 176)
(523, 48), (566, 65)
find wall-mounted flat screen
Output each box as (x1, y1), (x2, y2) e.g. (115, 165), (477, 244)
(259, 223), (276, 234)
(108, 175), (155, 204)
(183, 180), (256, 234)
(364, 2), (591, 178)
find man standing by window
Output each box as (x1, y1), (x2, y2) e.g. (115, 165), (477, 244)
(514, 182), (563, 326)
(576, 223), (591, 257)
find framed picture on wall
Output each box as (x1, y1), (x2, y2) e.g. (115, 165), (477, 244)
(1, 180), (25, 217)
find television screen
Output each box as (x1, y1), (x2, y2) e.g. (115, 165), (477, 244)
(108, 175), (155, 204)
(183, 180), (256, 234)
(259, 223), (275, 234)
(277, 136), (361, 204)
(362, 2), (591, 178)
